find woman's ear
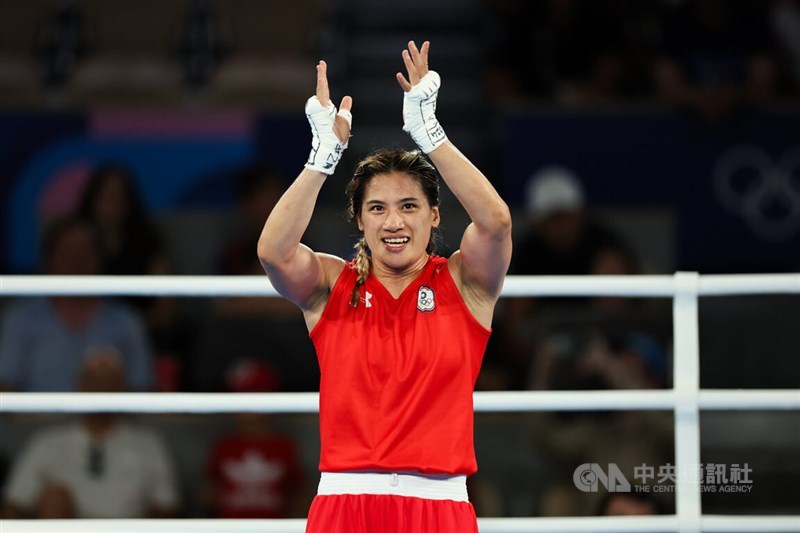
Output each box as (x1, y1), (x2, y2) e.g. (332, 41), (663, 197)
(431, 206), (440, 228)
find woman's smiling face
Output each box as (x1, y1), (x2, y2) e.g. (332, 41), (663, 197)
(358, 172), (440, 273)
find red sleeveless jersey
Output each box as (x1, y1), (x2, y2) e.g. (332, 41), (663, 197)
(309, 255), (491, 475)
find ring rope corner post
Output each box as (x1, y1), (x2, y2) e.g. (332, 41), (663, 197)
(672, 271), (702, 533)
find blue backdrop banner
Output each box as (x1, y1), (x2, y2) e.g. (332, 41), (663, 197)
(502, 108), (800, 272)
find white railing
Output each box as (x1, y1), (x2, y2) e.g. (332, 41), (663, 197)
(0, 272), (798, 533)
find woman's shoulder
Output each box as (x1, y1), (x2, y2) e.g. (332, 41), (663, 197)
(317, 253), (350, 288)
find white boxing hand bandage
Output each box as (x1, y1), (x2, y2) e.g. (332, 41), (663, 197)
(402, 71), (447, 154)
(305, 96), (351, 175)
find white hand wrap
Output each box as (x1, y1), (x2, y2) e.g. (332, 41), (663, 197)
(305, 96), (351, 175)
(402, 70), (447, 154)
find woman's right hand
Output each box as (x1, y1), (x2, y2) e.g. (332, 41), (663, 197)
(396, 41), (446, 154)
(315, 60), (352, 145)
(304, 60), (353, 175)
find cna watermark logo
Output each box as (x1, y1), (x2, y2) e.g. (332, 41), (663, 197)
(574, 463), (754, 494)
(573, 463), (631, 493)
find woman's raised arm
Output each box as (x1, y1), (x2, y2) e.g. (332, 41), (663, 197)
(257, 61), (352, 313)
(397, 41), (512, 321)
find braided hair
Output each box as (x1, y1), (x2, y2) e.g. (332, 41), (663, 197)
(345, 148), (441, 307)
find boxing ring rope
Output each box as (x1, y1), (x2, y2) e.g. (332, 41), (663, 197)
(3, 273), (799, 297)
(2, 389), (799, 413)
(2, 516), (800, 533)
(1, 272), (799, 533)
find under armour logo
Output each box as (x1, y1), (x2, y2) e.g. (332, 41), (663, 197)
(361, 291), (373, 308)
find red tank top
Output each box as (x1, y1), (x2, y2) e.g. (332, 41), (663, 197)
(309, 255), (490, 475)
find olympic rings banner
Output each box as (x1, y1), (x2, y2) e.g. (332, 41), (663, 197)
(502, 108), (800, 273)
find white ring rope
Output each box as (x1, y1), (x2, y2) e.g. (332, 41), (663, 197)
(1, 272), (797, 533)
(2, 272), (799, 297)
(2, 516), (800, 533)
(2, 390), (799, 413)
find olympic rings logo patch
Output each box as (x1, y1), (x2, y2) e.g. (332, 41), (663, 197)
(713, 145), (800, 241)
(417, 285), (435, 312)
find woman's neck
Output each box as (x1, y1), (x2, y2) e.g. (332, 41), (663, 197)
(371, 254), (430, 296)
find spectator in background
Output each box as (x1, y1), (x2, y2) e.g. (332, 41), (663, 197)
(506, 166), (628, 319)
(76, 162), (189, 392)
(626, 333), (668, 385)
(597, 491), (667, 516)
(0, 216), (154, 392)
(205, 413), (306, 518)
(653, 0), (779, 123)
(204, 371), (306, 519)
(530, 330), (669, 392)
(76, 162), (165, 277)
(512, 166), (625, 279)
(587, 241), (642, 314)
(490, 166), (634, 390)
(1, 353), (178, 518)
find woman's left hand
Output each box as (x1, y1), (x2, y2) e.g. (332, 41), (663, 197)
(396, 40), (430, 92)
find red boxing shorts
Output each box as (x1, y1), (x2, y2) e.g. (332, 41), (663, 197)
(305, 472), (479, 533)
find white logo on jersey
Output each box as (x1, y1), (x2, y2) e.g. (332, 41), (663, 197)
(362, 290), (373, 308)
(417, 286), (435, 312)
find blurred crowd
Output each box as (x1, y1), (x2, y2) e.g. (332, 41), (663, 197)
(1, 0), (797, 522)
(487, 0), (799, 116)
(0, 0), (798, 113)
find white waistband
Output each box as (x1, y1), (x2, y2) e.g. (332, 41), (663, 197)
(317, 472), (468, 502)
